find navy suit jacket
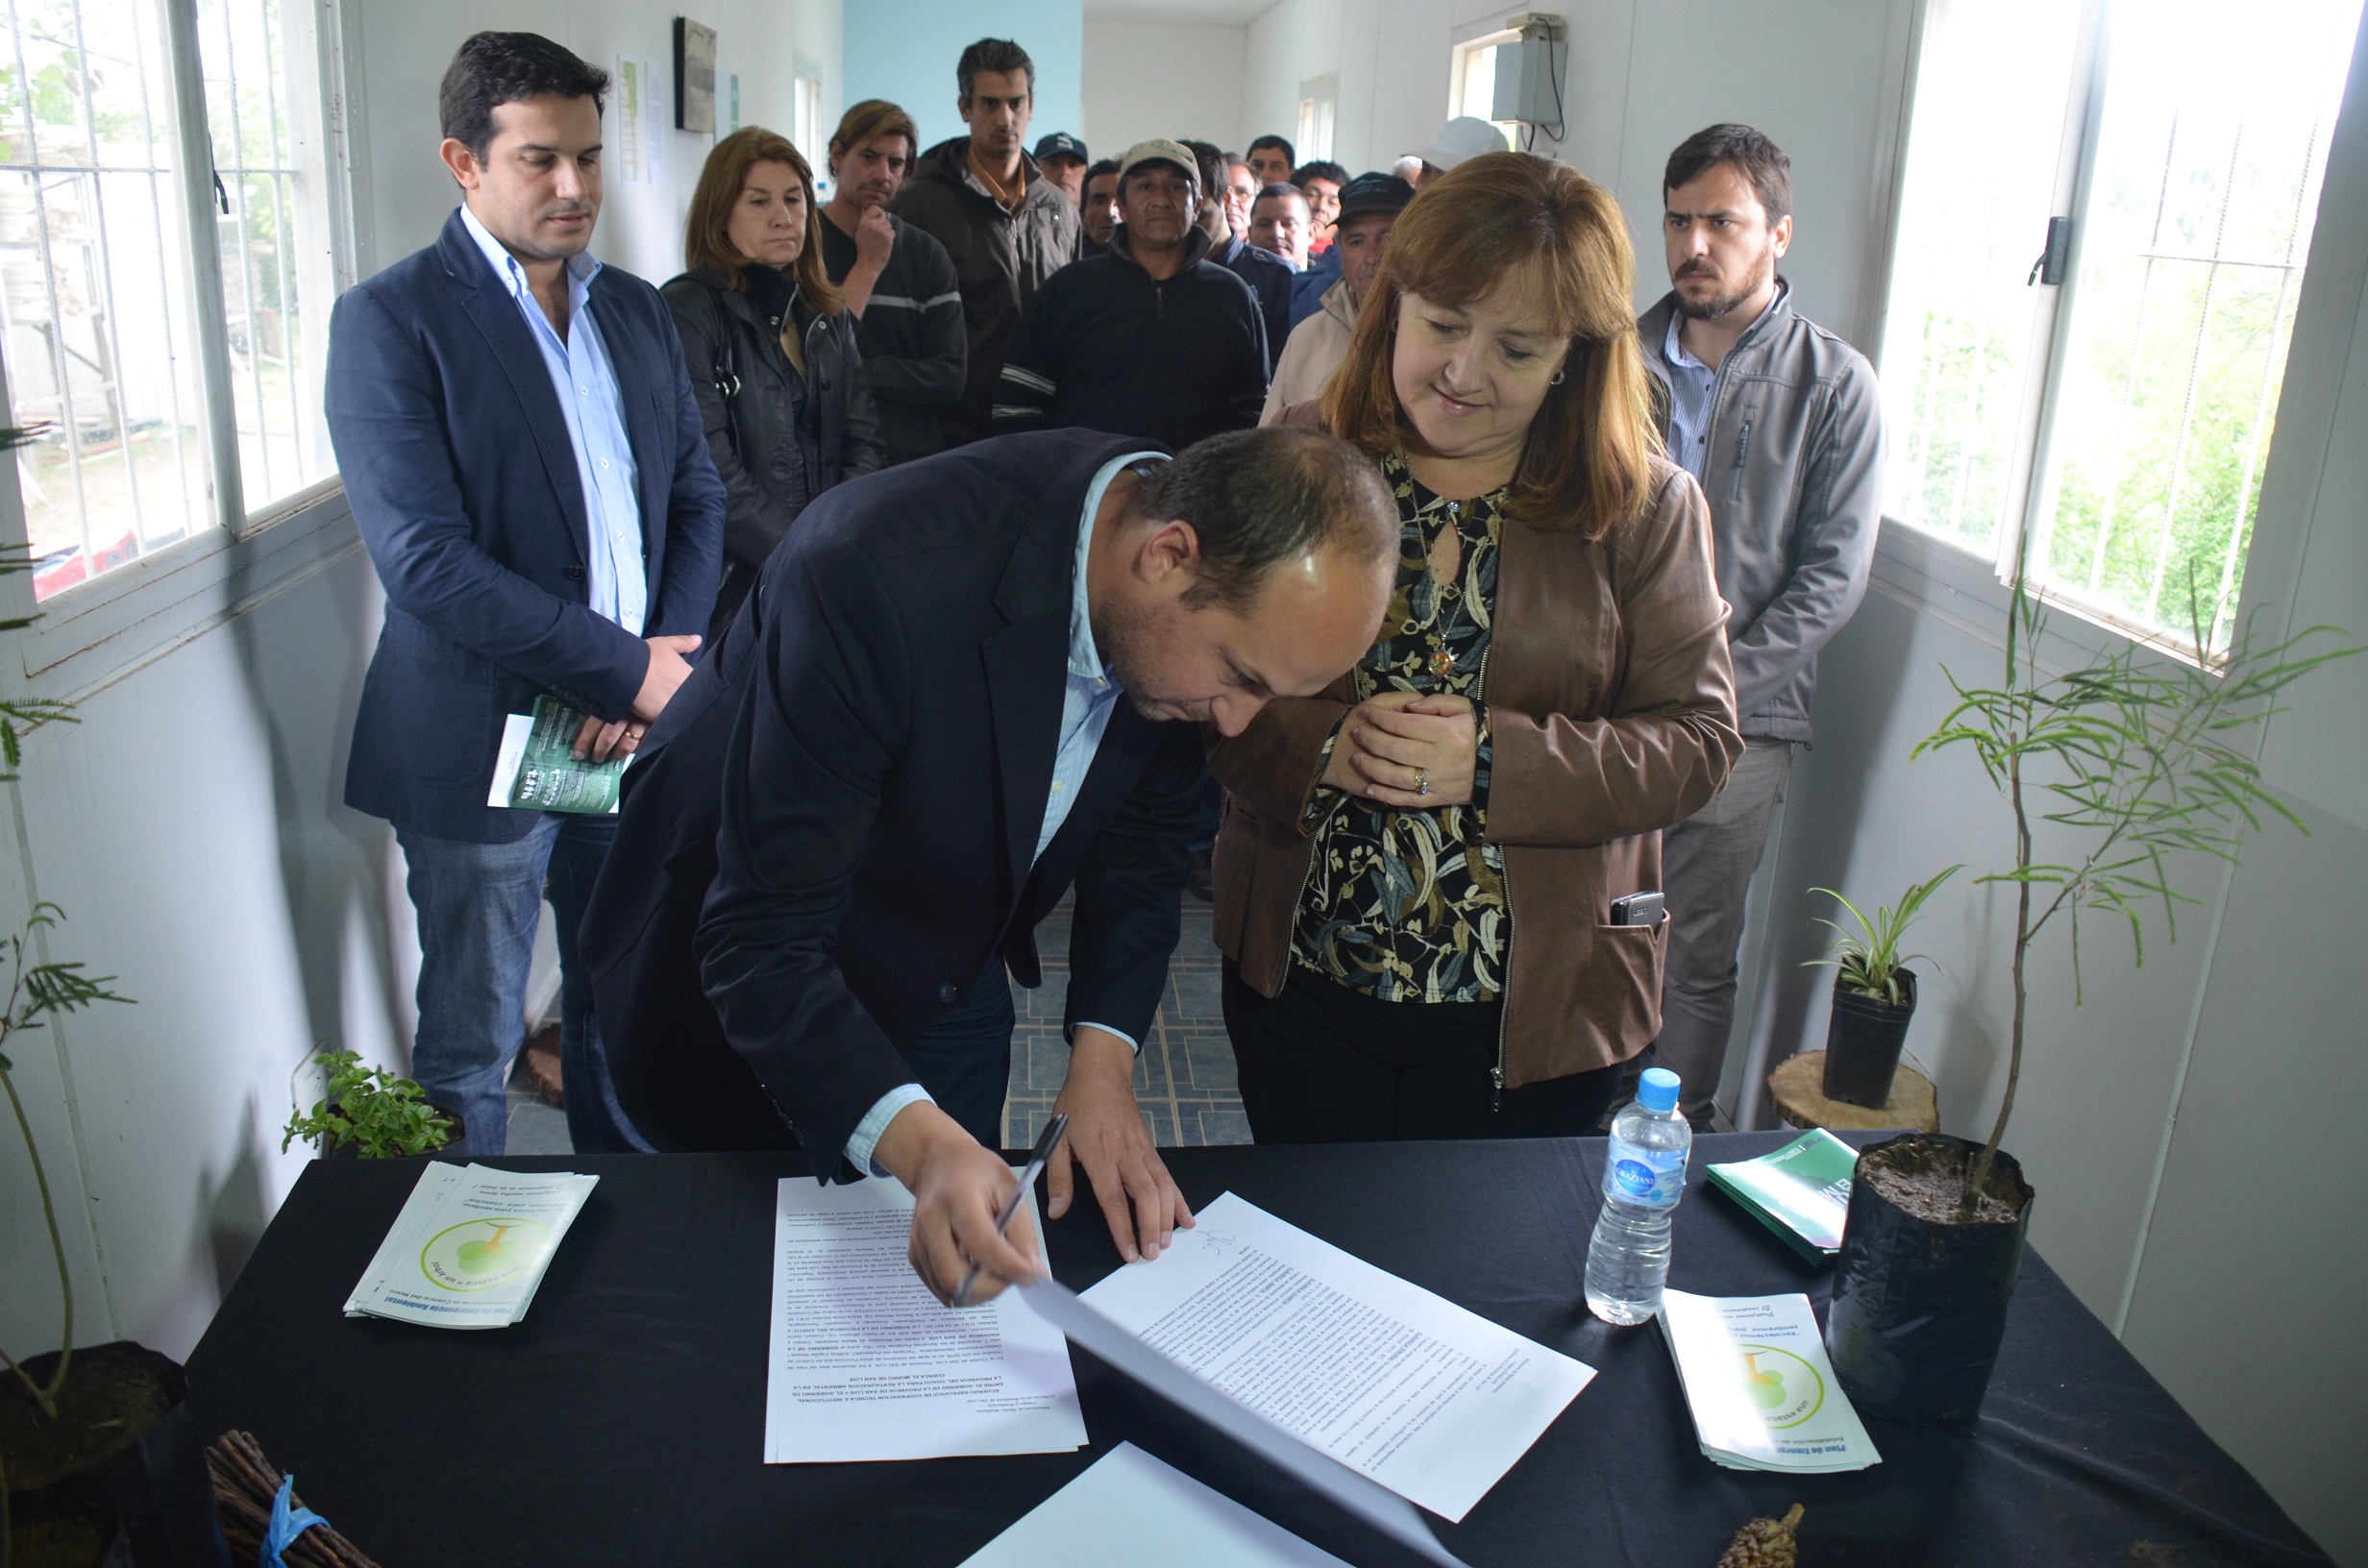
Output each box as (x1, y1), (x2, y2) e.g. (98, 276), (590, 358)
(579, 432), (1202, 1174)
(328, 208), (727, 842)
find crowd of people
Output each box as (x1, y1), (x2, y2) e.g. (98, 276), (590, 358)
(326, 29), (1881, 1304)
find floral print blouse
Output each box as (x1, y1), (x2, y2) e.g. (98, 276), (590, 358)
(1291, 452), (1507, 1002)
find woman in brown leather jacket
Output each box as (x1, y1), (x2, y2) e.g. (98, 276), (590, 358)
(1210, 153), (1742, 1141)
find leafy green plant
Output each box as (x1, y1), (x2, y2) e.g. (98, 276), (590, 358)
(281, 1050), (455, 1159)
(1806, 866), (1961, 1007)
(1912, 577), (2357, 1216)
(0, 905), (133, 1424)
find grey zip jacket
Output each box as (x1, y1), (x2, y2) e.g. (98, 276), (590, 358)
(1638, 281), (1884, 744)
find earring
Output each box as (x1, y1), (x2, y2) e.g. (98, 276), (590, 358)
(1550, 370), (1566, 385)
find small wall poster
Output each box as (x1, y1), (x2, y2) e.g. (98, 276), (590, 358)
(613, 57), (646, 184)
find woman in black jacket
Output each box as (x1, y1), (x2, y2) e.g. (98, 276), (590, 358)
(666, 129), (885, 641)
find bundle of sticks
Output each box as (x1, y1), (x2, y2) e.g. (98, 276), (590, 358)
(204, 1430), (382, 1568)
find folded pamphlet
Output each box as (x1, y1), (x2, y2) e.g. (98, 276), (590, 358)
(486, 695), (628, 814)
(1705, 1130), (1858, 1262)
(1659, 1290), (1880, 1474)
(344, 1163), (598, 1329)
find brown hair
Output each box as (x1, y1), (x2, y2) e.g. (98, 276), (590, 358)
(1664, 123), (1791, 224)
(1323, 151), (1658, 538)
(829, 99), (917, 167)
(684, 127), (843, 311)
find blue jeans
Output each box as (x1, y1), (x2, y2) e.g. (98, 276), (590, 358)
(397, 815), (650, 1156)
(902, 960), (1017, 1150)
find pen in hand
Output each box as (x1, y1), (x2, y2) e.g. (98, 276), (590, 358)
(951, 1112), (1069, 1309)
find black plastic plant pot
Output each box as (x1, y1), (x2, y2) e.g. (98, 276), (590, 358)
(1821, 968), (1917, 1109)
(0, 1341), (229, 1566)
(1823, 1132), (2034, 1426)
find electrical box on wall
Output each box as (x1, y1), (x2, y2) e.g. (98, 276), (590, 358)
(1492, 13), (1566, 131)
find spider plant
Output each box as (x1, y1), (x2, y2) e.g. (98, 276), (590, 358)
(1805, 865), (1961, 1008)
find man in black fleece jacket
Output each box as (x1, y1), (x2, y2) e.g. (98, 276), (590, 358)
(991, 139), (1267, 452)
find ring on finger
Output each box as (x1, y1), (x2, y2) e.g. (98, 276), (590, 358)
(1415, 769), (1430, 796)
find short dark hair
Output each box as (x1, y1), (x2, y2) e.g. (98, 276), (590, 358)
(1293, 159), (1348, 188)
(1247, 134), (1295, 168)
(1255, 182), (1307, 209)
(1663, 123), (1791, 225)
(1132, 428), (1395, 612)
(957, 37), (1034, 101)
(1177, 138), (1226, 201)
(439, 32), (609, 162)
(1084, 158), (1122, 187)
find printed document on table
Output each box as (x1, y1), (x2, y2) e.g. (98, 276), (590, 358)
(959, 1442), (1351, 1567)
(1073, 1191), (1593, 1522)
(765, 1176), (1086, 1463)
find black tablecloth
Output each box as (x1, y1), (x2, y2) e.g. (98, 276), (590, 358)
(185, 1134), (2332, 1566)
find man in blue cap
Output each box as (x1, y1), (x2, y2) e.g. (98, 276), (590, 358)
(1034, 131), (1089, 209)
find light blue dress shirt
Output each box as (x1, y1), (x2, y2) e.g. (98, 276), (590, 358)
(1662, 290), (1780, 483)
(845, 450), (1169, 1174)
(458, 204), (648, 634)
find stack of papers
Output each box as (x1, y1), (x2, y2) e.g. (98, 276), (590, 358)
(1705, 1130), (1858, 1261)
(1070, 1192), (1593, 1523)
(764, 1177), (1086, 1463)
(344, 1163), (598, 1328)
(959, 1443), (1349, 1568)
(1658, 1290), (1880, 1473)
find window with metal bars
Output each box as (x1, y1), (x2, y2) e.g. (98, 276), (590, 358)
(1879, 0), (2362, 659)
(0, 0), (336, 601)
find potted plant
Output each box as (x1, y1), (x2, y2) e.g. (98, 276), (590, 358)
(1822, 581), (2355, 1424)
(0, 428), (227, 1565)
(1805, 866), (1959, 1108)
(281, 1050), (457, 1160)
(2, 909), (228, 1568)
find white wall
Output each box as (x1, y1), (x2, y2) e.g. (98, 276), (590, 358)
(1244, 0), (1342, 156)
(1081, 17), (1247, 156)
(352, 0), (843, 287)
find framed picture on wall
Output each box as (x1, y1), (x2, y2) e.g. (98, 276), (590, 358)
(676, 17), (717, 134)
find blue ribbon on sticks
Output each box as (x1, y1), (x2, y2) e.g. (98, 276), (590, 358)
(262, 1473), (329, 1568)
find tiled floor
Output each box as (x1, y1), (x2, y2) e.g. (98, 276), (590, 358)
(506, 894), (1248, 1158)
(1001, 895), (1248, 1151)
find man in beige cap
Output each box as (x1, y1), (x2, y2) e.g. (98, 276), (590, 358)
(991, 138), (1269, 450)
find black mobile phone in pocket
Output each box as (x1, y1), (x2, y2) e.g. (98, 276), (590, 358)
(1610, 891), (1665, 927)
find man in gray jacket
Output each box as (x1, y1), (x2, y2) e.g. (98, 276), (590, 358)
(1637, 124), (1884, 1127)
(891, 37), (1079, 447)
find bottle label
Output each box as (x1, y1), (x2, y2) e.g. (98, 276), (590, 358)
(1605, 1135), (1687, 1208)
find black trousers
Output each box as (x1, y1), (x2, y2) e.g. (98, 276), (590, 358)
(1222, 959), (1622, 1142)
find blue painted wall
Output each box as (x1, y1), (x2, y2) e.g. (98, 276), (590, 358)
(843, 0), (1085, 159)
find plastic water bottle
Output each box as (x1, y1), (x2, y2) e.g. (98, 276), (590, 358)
(1584, 1066), (1692, 1324)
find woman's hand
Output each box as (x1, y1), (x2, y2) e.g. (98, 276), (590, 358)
(1344, 692), (1480, 807)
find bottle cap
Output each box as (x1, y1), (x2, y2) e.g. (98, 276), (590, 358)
(1637, 1067), (1681, 1114)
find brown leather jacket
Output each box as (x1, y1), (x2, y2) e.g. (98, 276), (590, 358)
(1209, 448), (1743, 1090)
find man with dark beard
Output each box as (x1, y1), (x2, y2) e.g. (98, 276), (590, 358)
(1635, 124), (1884, 1129)
(580, 428), (1395, 1304)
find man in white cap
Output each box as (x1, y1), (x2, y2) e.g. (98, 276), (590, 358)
(1409, 115), (1511, 186)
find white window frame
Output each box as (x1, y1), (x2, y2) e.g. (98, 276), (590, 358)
(0, 0), (365, 701)
(1447, 24), (1521, 145)
(1295, 73), (1336, 163)
(1872, 0), (2357, 668)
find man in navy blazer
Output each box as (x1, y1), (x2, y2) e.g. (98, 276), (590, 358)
(328, 33), (725, 1155)
(581, 428), (1397, 1303)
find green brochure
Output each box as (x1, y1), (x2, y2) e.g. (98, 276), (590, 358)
(487, 695), (628, 814)
(1705, 1129), (1858, 1262)
(1660, 1290), (1881, 1473)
